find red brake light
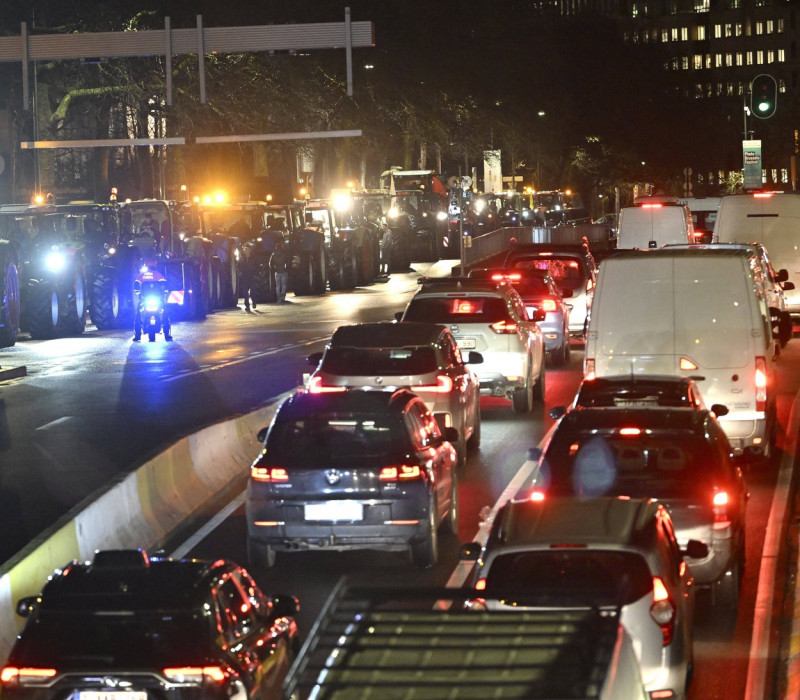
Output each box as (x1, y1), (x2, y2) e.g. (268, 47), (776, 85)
(163, 667), (227, 684)
(307, 376), (346, 394)
(713, 489), (731, 527)
(584, 358), (596, 379)
(251, 466), (289, 482)
(379, 465), (422, 481)
(416, 375), (454, 393)
(679, 357), (698, 371)
(1, 667), (57, 686)
(755, 356), (767, 411)
(490, 320), (518, 334)
(642, 203), (663, 209)
(475, 578), (487, 591)
(650, 577), (675, 646)
(529, 490), (545, 502)
(753, 192), (773, 198)
(619, 427), (641, 436)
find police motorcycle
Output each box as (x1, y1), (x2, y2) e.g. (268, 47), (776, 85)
(133, 269), (171, 342)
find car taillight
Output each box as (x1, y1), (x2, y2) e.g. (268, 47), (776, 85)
(307, 376), (346, 394)
(379, 465), (423, 481)
(642, 203), (664, 209)
(650, 577), (675, 646)
(490, 320), (518, 334)
(251, 466), (289, 482)
(713, 489), (731, 527)
(474, 577), (487, 591)
(755, 356), (767, 411)
(417, 375), (454, 393)
(1, 667), (57, 686)
(529, 490), (545, 502)
(163, 666), (227, 684)
(679, 357), (698, 371)
(540, 298), (557, 312)
(584, 358), (595, 379)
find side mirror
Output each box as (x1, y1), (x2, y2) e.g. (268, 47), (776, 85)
(710, 403), (729, 417)
(783, 281), (795, 291)
(256, 427), (268, 443)
(776, 268), (789, 283)
(548, 406), (567, 420)
(443, 426), (459, 445)
(307, 351), (323, 366)
(466, 351), (483, 365)
(531, 308), (546, 323)
(460, 542), (481, 561)
(682, 539), (709, 560)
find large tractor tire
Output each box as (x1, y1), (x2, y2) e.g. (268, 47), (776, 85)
(292, 252), (314, 296)
(90, 269), (122, 331)
(0, 244), (20, 347)
(341, 246), (358, 290)
(28, 281), (60, 339)
(389, 234), (412, 272)
(356, 234), (378, 286)
(190, 263), (208, 320)
(310, 240), (328, 295)
(208, 259), (221, 311)
(251, 265), (276, 304)
(58, 258), (87, 336)
(328, 252), (346, 292)
(217, 240), (239, 309)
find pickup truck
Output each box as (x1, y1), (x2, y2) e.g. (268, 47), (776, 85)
(283, 582), (647, 699)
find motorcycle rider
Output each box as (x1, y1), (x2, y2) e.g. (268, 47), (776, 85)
(133, 267), (172, 342)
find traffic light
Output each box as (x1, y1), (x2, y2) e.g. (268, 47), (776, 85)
(751, 74), (777, 119)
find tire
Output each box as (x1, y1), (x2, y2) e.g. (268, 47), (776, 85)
(466, 399), (481, 451)
(564, 333), (572, 362)
(532, 356), (546, 403)
(0, 246), (20, 347)
(779, 310), (793, 348)
(549, 341), (567, 367)
(455, 422), (467, 469)
(310, 241), (328, 295)
(389, 235), (411, 272)
(58, 258), (87, 336)
(251, 265), (276, 304)
(512, 366), (534, 414)
(248, 537), (276, 569)
(712, 557), (741, 608)
(441, 471), (459, 536)
(409, 497), (438, 569)
(190, 264), (207, 321)
(90, 269), (121, 330)
(219, 243), (238, 308)
(342, 247), (357, 290)
(28, 281), (60, 340)
(328, 254), (346, 291)
(357, 235), (377, 286)
(208, 260), (221, 311)
(293, 251), (314, 296)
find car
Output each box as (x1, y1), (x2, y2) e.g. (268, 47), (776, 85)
(305, 321), (482, 466)
(551, 374), (729, 417)
(460, 496), (706, 700)
(0, 549), (300, 700)
(525, 405), (749, 608)
(397, 277), (546, 413)
(502, 241), (598, 339)
(246, 388), (459, 570)
(467, 267), (571, 366)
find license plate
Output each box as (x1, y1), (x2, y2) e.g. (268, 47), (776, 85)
(456, 337), (476, 349)
(613, 399), (659, 408)
(79, 693), (147, 700)
(304, 500), (363, 521)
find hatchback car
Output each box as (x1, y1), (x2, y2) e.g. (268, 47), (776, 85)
(468, 267), (571, 366)
(526, 406), (748, 608)
(397, 277), (546, 413)
(305, 322), (482, 465)
(246, 388), (458, 570)
(461, 496), (705, 700)
(0, 549), (300, 700)
(552, 374), (729, 417)
(502, 242), (598, 338)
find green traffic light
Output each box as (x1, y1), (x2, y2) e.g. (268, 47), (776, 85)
(757, 100), (771, 113)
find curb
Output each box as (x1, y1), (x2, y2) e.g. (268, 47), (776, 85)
(0, 366), (26, 382)
(0, 390), (292, 660)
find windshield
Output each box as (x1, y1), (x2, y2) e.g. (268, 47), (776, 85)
(512, 257), (584, 290)
(403, 296), (510, 323)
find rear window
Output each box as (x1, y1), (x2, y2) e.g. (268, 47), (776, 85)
(266, 412), (407, 462)
(403, 295), (510, 323)
(322, 346), (437, 375)
(576, 385), (696, 408)
(484, 550), (652, 606)
(512, 258), (584, 290)
(538, 433), (731, 499)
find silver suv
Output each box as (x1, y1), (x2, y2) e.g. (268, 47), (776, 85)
(398, 278), (546, 413)
(305, 321), (482, 465)
(461, 496), (707, 700)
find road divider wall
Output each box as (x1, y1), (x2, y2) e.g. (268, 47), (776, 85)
(0, 393), (289, 661)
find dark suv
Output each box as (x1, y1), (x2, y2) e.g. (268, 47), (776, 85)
(527, 406), (748, 608)
(0, 549), (300, 700)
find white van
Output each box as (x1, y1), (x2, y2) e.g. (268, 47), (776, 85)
(713, 192), (800, 316)
(616, 197), (694, 249)
(584, 248), (779, 456)
(679, 196), (722, 243)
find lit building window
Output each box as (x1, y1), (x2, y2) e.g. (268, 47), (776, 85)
(725, 53), (733, 66)
(693, 54), (703, 69)
(757, 50), (764, 64)
(778, 49), (785, 62)
(671, 27), (679, 41)
(735, 23), (743, 36)
(747, 51), (753, 65)
(736, 52), (743, 66)
(778, 18), (784, 32)
(714, 24), (722, 38)
(782, 169), (788, 184)
(662, 28), (669, 42)
(715, 53), (723, 67)
(705, 54), (712, 69)
(767, 50), (774, 63)
(694, 83), (703, 98)
(766, 20), (774, 33)
(779, 78), (786, 93)
(725, 23), (733, 37)
(682, 56), (689, 70)
(695, 0), (710, 11)
(755, 21), (763, 35)
(681, 27), (688, 41)
(727, 82), (736, 95)
(697, 25), (706, 40)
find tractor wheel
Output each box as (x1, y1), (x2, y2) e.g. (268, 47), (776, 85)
(28, 281), (60, 339)
(58, 258), (87, 336)
(389, 235), (411, 272)
(310, 240), (328, 295)
(292, 252), (314, 296)
(90, 269), (121, 330)
(251, 266), (277, 304)
(0, 245), (20, 347)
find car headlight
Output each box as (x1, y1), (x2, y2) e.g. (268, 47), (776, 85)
(388, 207), (399, 219)
(44, 250), (66, 273)
(437, 211), (448, 221)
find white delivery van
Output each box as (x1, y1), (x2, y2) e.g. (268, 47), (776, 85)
(713, 191), (800, 317)
(584, 248), (779, 456)
(679, 196), (722, 243)
(616, 196), (694, 249)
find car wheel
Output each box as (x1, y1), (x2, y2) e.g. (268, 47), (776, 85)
(247, 536), (276, 569)
(712, 557), (741, 608)
(549, 341), (566, 367)
(564, 333), (571, 362)
(532, 355), (546, 403)
(409, 497), (438, 569)
(440, 470), (459, 536)
(467, 401), (481, 451)
(512, 375), (533, 414)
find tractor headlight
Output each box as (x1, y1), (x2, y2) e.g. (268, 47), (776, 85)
(436, 211), (448, 221)
(44, 250), (66, 273)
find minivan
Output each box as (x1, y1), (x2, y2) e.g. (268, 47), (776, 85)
(713, 191), (800, 317)
(584, 248), (779, 456)
(617, 197), (694, 249)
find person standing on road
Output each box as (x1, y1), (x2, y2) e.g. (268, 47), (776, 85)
(269, 238), (290, 303)
(240, 244), (256, 311)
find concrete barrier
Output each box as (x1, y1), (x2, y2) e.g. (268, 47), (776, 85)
(0, 391), (291, 660)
